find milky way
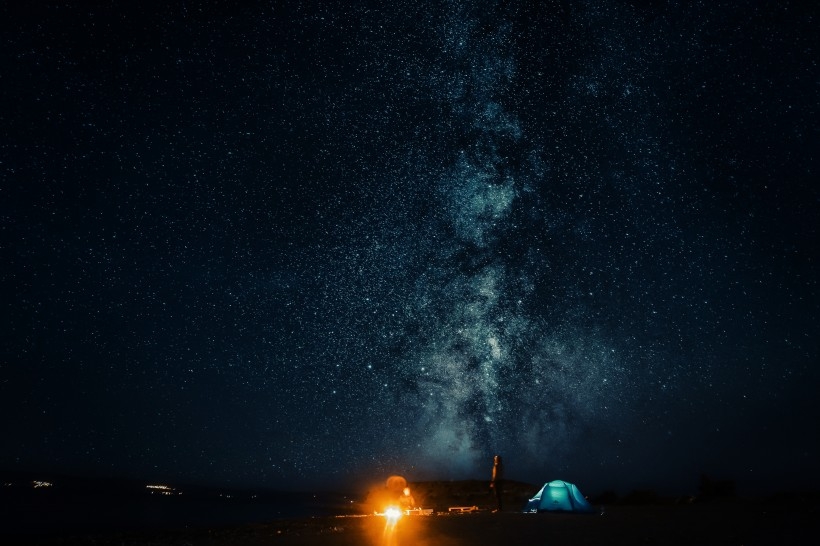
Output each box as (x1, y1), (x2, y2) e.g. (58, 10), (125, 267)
(2, 1), (817, 494)
(311, 0), (817, 490)
(396, 3), (623, 476)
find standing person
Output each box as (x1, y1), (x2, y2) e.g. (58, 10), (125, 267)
(490, 454), (504, 512)
(399, 487), (416, 512)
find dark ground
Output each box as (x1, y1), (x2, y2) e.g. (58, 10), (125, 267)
(6, 501), (819, 546)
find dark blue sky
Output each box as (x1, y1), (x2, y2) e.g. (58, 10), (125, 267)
(2, 1), (817, 496)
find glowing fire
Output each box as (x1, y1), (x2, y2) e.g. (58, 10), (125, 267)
(383, 506), (402, 523)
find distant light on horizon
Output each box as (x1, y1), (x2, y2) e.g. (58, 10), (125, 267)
(146, 484), (179, 496)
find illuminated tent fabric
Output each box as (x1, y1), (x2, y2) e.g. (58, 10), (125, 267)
(523, 480), (597, 513)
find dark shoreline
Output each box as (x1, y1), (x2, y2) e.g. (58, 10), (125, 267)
(5, 473), (819, 545)
(5, 502), (820, 546)
(0, 473), (359, 537)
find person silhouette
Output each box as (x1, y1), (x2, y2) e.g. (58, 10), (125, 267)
(490, 455), (504, 512)
(399, 487), (416, 511)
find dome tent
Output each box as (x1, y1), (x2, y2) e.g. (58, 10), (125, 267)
(523, 480), (598, 513)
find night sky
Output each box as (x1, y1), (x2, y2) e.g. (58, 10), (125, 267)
(2, 1), (817, 496)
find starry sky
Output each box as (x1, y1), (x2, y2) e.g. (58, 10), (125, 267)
(1, 1), (817, 496)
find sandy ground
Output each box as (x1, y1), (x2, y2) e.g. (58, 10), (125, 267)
(7, 500), (819, 546)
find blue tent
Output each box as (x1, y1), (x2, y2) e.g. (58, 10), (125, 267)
(523, 480), (597, 513)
